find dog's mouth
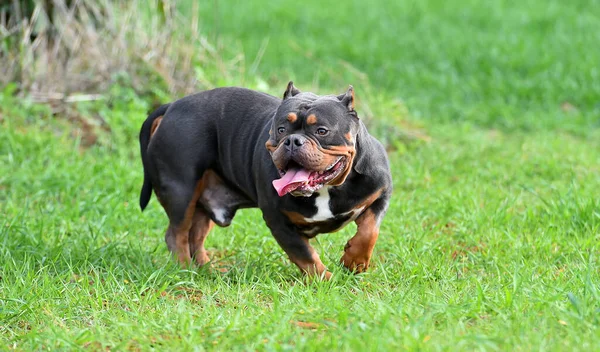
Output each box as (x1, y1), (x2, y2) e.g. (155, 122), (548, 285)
(272, 157), (346, 197)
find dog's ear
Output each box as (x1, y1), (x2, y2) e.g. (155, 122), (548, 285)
(283, 81), (301, 100)
(337, 85), (355, 112)
(353, 121), (378, 175)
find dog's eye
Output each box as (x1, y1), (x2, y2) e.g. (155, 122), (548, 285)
(277, 127), (286, 134)
(316, 128), (329, 136)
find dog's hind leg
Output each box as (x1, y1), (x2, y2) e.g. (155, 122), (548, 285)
(188, 207), (215, 266)
(162, 179), (205, 266)
(164, 224), (191, 265)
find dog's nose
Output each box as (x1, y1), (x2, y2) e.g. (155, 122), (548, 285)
(284, 135), (306, 149)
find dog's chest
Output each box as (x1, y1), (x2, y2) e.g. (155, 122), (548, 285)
(288, 187), (365, 236)
(309, 189), (336, 221)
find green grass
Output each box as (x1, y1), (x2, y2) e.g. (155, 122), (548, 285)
(191, 0), (600, 130)
(2, 0), (600, 350)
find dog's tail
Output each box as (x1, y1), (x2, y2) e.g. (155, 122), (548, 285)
(139, 104), (170, 211)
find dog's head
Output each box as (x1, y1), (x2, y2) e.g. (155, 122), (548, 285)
(266, 82), (360, 197)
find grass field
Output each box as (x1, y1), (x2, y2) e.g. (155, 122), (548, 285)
(2, 0), (600, 350)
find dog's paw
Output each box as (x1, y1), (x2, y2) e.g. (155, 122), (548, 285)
(340, 252), (370, 274)
(193, 251), (211, 267)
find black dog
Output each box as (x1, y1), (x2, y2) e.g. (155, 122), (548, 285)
(139, 82), (392, 278)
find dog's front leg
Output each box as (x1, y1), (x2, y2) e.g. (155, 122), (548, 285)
(341, 201), (388, 273)
(285, 235), (332, 280)
(264, 214), (332, 280)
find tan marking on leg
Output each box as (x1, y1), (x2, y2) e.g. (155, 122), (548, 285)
(170, 175), (207, 266)
(150, 116), (163, 137)
(287, 113), (297, 123)
(173, 226), (192, 265)
(306, 114), (317, 125)
(164, 223), (193, 266)
(340, 209), (379, 273)
(288, 237), (332, 280)
(189, 208), (215, 266)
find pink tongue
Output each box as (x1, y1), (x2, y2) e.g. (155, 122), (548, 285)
(272, 168), (311, 196)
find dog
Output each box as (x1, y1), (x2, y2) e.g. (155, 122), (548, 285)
(139, 82), (392, 279)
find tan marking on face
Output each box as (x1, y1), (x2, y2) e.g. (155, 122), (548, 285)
(340, 208), (379, 273)
(306, 114), (317, 125)
(344, 132), (353, 142)
(317, 144), (356, 186)
(270, 138), (349, 171)
(268, 136), (356, 187)
(150, 116), (163, 137)
(265, 140), (277, 153)
(309, 141), (355, 170)
(320, 145), (354, 153)
(287, 113), (298, 123)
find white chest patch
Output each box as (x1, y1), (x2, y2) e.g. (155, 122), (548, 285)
(302, 187), (364, 224)
(307, 187), (334, 222)
(296, 187), (366, 236)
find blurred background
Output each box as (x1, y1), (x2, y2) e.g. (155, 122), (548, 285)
(1, 1), (599, 349)
(2, 0), (598, 136)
